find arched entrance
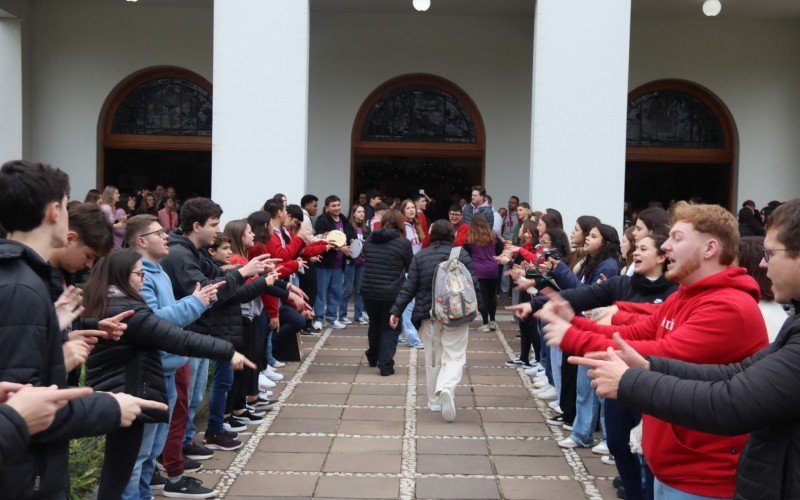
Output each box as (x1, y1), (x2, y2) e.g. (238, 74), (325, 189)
(99, 67), (212, 197)
(625, 80), (736, 210)
(352, 74), (485, 214)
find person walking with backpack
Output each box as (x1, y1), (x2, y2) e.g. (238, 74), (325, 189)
(390, 220), (480, 422)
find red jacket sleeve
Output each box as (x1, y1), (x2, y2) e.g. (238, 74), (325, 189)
(454, 224), (470, 247)
(519, 247), (538, 263)
(301, 240), (328, 259)
(617, 301), (661, 315)
(265, 232), (304, 263)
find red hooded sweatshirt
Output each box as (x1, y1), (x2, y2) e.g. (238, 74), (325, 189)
(561, 267), (768, 498)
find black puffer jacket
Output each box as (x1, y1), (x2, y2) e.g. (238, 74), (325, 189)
(617, 301), (800, 500)
(0, 240), (120, 498)
(531, 274), (678, 313)
(361, 229), (413, 301)
(86, 290), (235, 423)
(314, 213), (356, 269)
(0, 404), (28, 467)
(390, 242), (480, 329)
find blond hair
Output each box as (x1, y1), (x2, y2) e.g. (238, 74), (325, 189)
(672, 202), (738, 265)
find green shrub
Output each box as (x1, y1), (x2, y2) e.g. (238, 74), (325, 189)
(69, 435), (105, 500)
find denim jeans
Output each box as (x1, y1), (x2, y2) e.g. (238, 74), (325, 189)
(402, 300), (422, 346)
(183, 357), (209, 446)
(314, 266), (343, 324)
(259, 309), (277, 367)
(570, 364), (605, 446)
(606, 398), (650, 500)
(123, 372), (177, 500)
(339, 262), (365, 321)
(549, 344), (563, 396)
(207, 360), (233, 436)
(653, 478), (723, 500)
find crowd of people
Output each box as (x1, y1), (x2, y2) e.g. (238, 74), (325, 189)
(0, 158), (798, 500)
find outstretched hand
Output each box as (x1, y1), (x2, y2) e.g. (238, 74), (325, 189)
(505, 302), (532, 319)
(538, 288), (575, 321)
(98, 309), (134, 340)
(567, 335), (644, 399)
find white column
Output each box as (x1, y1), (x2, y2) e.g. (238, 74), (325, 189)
(529, 0), (631, 232)
(212, 0), (309, 221)
(0, 18), (22, 161)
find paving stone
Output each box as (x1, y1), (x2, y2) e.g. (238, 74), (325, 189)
(269, 418), (340, 434)
(417, 454), (493, 474)
(416, 420), (485, 437)
(305, 364), (359, 373)
(582, 455), (619, 477)
(480, 408), (544, 423)
(246, 452), (326, 471)
(340, 407), (405, 421)
(487, 439), (563, 456)
(292, 383), (351, 394)
(499, 478), (587, 500)
(330, 436), (403, 454)
(483, 422), (551, 437)
(416, 408), (480, 423)
(346, 394), (405, 406)
(493, 455), (573, 476)
(302, 373), (356, 382)
(470, 375), (527, 385)
(323, 453), (401, 473)
(276, 406), (344, 420)
(416, 437), (489, 455)
(416, 477), (500, 499)
(257, 435), (333, 453)
(595, 478), (622, 499)
(285, 393), (349, 405)
(314, 476), (399, 498)
(349, 383), (406, 395)
(337, 419), (404, 436)
(472, 385), (531, 397)
(227, 473), (318, 497)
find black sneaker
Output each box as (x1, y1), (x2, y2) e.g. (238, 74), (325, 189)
(150, 471), (167, 491)
(612, 477), (623, 489)
(223, 415), (246, 433)
(156, 455), (165, 472)
(222, 429), (239, 440)
(183, 441), (214, 460)
(252, 398), (279, 411)
(184, 457), (202, 473)
(204, 432), (243, 451)
(505, 358), (525, 367)
(546, 415), (566, 427)
(163, 476), (216, 498)
(245, 404), (266, 417)
(231, 409), (264, 425)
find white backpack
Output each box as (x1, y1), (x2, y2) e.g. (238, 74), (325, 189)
(430, 246), (478, 327)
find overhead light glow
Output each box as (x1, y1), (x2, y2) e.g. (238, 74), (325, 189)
(413, 0), (431, 12)
(702, 0), (722, 16)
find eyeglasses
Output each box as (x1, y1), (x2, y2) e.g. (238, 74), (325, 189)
(763, 248), (793, 263)
(131, 271), (145, 278)
(139, 229), (166, 238)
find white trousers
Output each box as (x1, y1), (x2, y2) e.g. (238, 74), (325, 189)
(418, 319), (469, 404)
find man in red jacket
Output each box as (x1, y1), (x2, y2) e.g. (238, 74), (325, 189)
(511, 202), (768, 499)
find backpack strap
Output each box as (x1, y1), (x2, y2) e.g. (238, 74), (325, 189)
(449, 246), (461, 260)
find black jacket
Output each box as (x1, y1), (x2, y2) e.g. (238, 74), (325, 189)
(530, 274), (678, 313)
(738, 207), (765, 237)
(0, 405), (28, 468)
(160, 231), (289, 336)
(617, 301), (800, 500)
(314, 213), (356, 269)
(390, 242), (481, 328)
(361, 229), (413, 302)
(0, 240), (120, 499)
(86, 291), (236, 423)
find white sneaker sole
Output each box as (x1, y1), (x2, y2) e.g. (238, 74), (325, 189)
(440, 389), (456, 422)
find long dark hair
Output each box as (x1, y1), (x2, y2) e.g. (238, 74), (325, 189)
(84, 249), (144, 318)
(636, 207), (671, 237)
(545, 227), (571, 259)
(224, 219), (250, 257)
(739, 236), (774, 301)
(247, 211), (271, 244)
(468, 213), (494, 247)
(429, 220), (454, 246)
(568, 215), (603, 268)
(578, 224), (621, 281)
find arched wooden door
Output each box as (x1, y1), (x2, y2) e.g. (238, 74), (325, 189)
(99, 67), (212, 197)
(351, 74), (486, 207)
(625, 80), (737, 210)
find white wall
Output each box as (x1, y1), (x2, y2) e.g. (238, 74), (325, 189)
(629, 18), (800, 209)
(24, 0), (212, 199)
(307, 11), (533, 208)
(0, 18), (22, 160)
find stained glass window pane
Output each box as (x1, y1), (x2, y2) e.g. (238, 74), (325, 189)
(112, 78), (212, 136)
(361, 85), (477, 143)
(627, 90), (724, 148)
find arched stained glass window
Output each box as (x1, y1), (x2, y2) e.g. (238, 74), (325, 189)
(627, 90), (724, 148)
(361, 85), (477, 143)
(111, 78), (212, 136)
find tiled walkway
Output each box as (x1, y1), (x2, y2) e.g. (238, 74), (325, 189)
(181, 322), (619, 499)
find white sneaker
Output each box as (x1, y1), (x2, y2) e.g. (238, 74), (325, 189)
(356, 317), (369, 325)
(557, 437), (582, 449)
(489, 321), (498, 331)
(592, 441), (609, 455)
(272, 361), (286, 368)
(535, 386), (558, 400)
(524, 366), (540, 376)
(439, 388), (456, 422)
(533, 379), (549, 389)
(312, 320), (322, 332)
(340, 318), (353, 325)
(478, 324), (491, 332)
(258, 389), (274, 398)
(601, 455), (616, 466)
(258, 373), (276, 390)
(548, 401), (562, 413)
(427, 402), (442, 412)
(330, 320), (347, 329)
(263, 366), (284, 382)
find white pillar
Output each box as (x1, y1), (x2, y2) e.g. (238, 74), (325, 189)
(0, 18), (22, 161)
(212, 0), (309, 221)
(529, 0), (631, 232)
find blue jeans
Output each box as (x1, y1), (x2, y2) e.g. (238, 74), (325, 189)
(606, 399), (652, 500)
(123, 372), (177, 500)
(653, 478), (723, 500)
(570, 365), (605, 446)
(259, 309), (277, 367)
(183, 357), (209, 446)
(339, 262), (365, 321)
(207, 360), (233, 436)
(314, 266), (343, 324)
(402, 300), (422, 347)
(549, 344), (562, 395)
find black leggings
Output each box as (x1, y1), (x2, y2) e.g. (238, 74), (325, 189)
(518, 291), (540, 364)
(477, 278), (498, 324)
(560, 359), (578, 425)
(97, 420), (144, 499)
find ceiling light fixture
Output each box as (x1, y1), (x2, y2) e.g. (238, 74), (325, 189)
(412, 0), (431, 12)
(702, 0), (721, 17)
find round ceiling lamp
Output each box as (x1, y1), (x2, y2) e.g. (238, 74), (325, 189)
(702, 0), (722, 16)
(413, 0), (431, 12)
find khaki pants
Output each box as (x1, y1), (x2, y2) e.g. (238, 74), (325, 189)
(418, 319), (469, 404)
